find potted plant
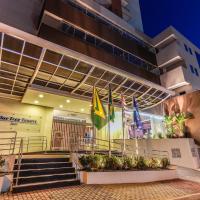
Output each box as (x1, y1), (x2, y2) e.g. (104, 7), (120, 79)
(0, 156), (5, 172)
(174, 112), (193, 137)
(0, 156), (6, 194)
(164, 115), (174, 138)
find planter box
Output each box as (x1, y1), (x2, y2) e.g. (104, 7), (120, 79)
(80, 169), (178, 184)
(0, 174), (12, 194)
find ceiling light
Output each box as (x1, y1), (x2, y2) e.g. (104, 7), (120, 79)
(38, 94), (44, 98)
(59, 105), (63, 108)
(34, 100), (39, 104)
(66, 99), (70, 103)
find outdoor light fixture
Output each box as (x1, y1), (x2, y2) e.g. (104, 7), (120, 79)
(34, 100), (39, 104)
(38, 94), (44, 98)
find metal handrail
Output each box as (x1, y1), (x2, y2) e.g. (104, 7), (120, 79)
(68, 136), (170, 159)
(151, 149), (169, 158)
(13, 136), (47, 153)
(0, 131), (17, 155)
(15, 138), (23, 186)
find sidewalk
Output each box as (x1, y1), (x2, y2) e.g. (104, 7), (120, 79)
(1, 180), (200, 200)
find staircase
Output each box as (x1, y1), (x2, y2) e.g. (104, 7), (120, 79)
(12, 154), (80, 193)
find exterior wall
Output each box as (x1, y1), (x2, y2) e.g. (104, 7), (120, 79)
(111, 0), (122, 17)
(0, 0), (43, 34)
(0, 99), (54, 152)
(163, 91), (200, 144)
(153, 27), (200, 93)
(115, 138), (200, 169)
(126, 0), (143, 32)
(160, 66), (188, 90)
(76, 0), (149, 44)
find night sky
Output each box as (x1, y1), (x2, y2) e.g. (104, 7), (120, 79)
(140, 0), (200, 48)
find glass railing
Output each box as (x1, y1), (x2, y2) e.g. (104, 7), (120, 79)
(65, 0), (156, 54)
(61, 22), (160, 75)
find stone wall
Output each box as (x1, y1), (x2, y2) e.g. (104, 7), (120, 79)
(163, 91), (200, 144)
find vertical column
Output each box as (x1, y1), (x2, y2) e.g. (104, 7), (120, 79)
(111, 0), (122, 17)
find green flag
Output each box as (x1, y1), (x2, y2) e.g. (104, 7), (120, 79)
(108, 85), (115, 122)
(91, 87), (107, 130)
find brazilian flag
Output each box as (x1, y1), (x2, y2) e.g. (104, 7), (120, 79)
(108, 85), (115, 122)
(91, 87), (107, 130)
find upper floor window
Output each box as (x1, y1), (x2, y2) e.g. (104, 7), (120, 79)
(189, 48), (193, 55)
(195, 52), (200, 68)
(194, 68), (199, 76)
(190, 65), (199, 76)
(184, 44), (188, 52)
(190, 65), (194, 74)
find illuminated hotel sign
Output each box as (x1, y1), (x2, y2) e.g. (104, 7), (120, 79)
(0, 115), (37, 125)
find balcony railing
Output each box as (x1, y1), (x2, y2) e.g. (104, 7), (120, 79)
(42, 0), (158, 67)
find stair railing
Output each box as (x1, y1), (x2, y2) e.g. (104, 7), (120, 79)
(15, 138), (23, 186)
(0, 131), (17, 155)
(26, 136), (47, 153)
(68, 136), (171, 160)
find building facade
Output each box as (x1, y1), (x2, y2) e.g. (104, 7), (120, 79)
(0, 0), (199, 151)
(153, 26), (200, 95)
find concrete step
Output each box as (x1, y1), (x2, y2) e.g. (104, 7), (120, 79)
(12, 179), (80, 193)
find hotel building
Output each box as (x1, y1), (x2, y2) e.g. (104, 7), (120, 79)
(0, 0), (200, 193)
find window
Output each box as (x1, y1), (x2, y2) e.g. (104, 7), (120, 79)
(184, 44), (188, 52)
(190, 65), (194, 74)
(189, 48), (193, 55)
(195, 52), (200, 68)
(194, 68), (199, 76)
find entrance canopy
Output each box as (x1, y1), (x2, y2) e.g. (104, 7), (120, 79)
(0, 23), (174, 109)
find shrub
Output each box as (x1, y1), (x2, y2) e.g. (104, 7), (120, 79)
(122, 156), (134, 170)
(0, 156), (5, 167)
(88, 154), (102, 170)
(79, 154), (170, 171)
(104, 155), (122, 170)
(147, 157), (160, 169)
(160, 157), (170, 169)
(79, 155), (90, 169)
(135, 156), (147, 170)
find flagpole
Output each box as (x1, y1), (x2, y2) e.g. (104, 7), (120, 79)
(122, 107), (126, 156)
(121, 94), (126, 156)
(92, 86), (95, 155)
(108, 86), (111, 157)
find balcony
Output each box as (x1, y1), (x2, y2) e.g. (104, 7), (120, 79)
(38, 24), (160, 84)
(156, 41), (182, 67)
(40, 0), (157, 66)
(160, 66), (189, 90)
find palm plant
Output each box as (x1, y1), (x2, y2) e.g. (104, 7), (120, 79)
(174, 113), (187, 137)
(164, 115), (174, 137)
(0, 156), (5, 170)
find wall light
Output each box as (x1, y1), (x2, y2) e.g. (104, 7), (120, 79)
(38, 94), (44, 98)
(81, 108), (85, 112)
(34, 100), (39, 104)
(66, 99), (70, 103)
(59, 105), (63, 108)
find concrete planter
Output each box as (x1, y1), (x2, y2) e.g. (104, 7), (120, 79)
(0, 174), (12, 194)
(80, 169), (178, 184)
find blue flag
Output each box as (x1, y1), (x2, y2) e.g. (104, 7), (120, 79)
(133, 97), (143, 130)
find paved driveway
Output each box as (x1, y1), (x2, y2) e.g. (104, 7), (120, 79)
(1, 180), (200, 200)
